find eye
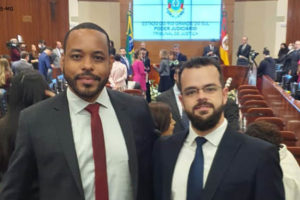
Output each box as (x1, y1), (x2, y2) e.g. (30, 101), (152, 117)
(185, 89), (197, 96)
(71, 54), (82, 60)
(93, 55), (104, 62)
(203, 86), (218, 93)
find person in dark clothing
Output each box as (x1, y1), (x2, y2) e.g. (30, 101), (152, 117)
(257, 48), (276, 90)
(277, 43), (289, 64)
(0, 71), (52, 179)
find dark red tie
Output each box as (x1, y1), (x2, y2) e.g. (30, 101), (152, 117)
(85, 103), (109, 200)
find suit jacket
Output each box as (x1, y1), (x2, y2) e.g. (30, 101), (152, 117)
(156, 88), (186, 134)
(237, 44), (251, 59)
(177, 53), (187, 62)
(203, 45), (220, 59)
(51, 48), (62, 68)
(11, 59), (34, 75)
(153, 126), (284, 200)
(0, 90), (156, 200)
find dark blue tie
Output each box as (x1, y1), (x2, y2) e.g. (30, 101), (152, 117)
(187, 137), (207, 200)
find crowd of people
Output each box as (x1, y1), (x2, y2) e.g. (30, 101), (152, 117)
(0, 22), (299, 200)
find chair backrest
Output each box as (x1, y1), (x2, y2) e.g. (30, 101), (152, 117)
(246, 108), (274, 125)
(241, 100), (268, 113)
(287, 146), (300, 166)
(240, 94), (264, 105)
(254, 117), (285, 131)
(238, 85), (257, 91)
(280, 131), (298, 146)
(123, 89), (143, 96)
(238, 89), (260, 99)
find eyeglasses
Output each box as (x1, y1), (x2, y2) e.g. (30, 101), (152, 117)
(182, 85), (222, 97)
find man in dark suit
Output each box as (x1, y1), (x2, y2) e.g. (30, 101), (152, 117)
(236, 36), (251, 66)
(153, 57), (284, 200)
(0, 22), (156, 200)
(173, 44), (187, 62)
(202, 40), (220, 61)
(11, 51), (34, 75)
(141, 47), (151, 102)
(156, 64), (188, 134)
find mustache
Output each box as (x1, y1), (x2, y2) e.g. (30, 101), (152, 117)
(193, 100), (214, 110)
(74, 71), (101, 81)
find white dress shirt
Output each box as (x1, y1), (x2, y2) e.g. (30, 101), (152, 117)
(67, 87), (133, 200)
(171, 119), (228, 200)
(279, 144), (300, 200)
(173, 84), (183, 116)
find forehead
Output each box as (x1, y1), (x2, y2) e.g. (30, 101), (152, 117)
(181, 65), (221, 88)
(66, 29), (108, 52)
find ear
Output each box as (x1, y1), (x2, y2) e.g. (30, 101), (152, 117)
(222, 87), (229, 105)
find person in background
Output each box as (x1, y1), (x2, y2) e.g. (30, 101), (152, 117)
(245, 121), (300, 200)
(38, 47), (53, 82)
(277, 43), (289, 64)
(52, 41), (64, 69)
(236, 36), (251, 66)
(11, 51), (34, 75)
(38, 40), (46, 53)
(149, 102), (175, 137)
(120, 47), (132, 80)
(297, 60), (300, 83)
(109, 54), (127, 91)
(154, 49), (172, 92)
(257, 48), (276, 90)
(173, 44), (187, 62)
(8, 38), (20, 62)
(29, 44), (39, 70)
(132, 50), (146, 92)
(109, 40), (116, 56)
(202, 40), (220, 61)
(0, 58), (13, 90)
(140, 48), (151, 102)
(0, 71), (52, 179)
(169, 51), (179, 85)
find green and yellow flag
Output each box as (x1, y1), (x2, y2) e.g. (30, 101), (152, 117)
(126, 9), (134, 66)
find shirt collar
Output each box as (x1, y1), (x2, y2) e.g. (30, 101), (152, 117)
(173, 84), (181, 96)
(67, 87), (109, 114)
(186, 119), (228, 147)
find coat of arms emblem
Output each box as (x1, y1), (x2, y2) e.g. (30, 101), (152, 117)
(167, 0), (184, 17)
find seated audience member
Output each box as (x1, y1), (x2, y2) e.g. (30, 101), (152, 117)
(11, 51), (34, 75)
(173, 44), (187, 62)
(0, 71), (53, 179)
(203, 40), (220, 61)
(245, 121), (300, 200)
(0, 58), (13, 91)
(109, 54), (127, 91)
(132, 50), (147, 92)
(149, 102), (175, 136)
(154, 49), (172, 92)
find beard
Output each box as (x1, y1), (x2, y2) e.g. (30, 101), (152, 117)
(186, 102), (224, 132)
(64, 70), (108, 101)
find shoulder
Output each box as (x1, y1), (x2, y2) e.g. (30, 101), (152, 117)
(156, 88), (173, 100)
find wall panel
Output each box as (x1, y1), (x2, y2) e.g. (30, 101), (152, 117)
(286, 0), (300, 43)
(0, 0), (69, 56)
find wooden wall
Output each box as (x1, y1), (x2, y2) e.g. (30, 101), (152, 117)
(120, 0), (235, 64)
(0, 0), (69, 56)
(286, 0), (300, 44)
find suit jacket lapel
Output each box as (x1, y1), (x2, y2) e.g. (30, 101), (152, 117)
(52, 92), (85, 198)
(107, 90), (138, 199)
(202, 128), (242, 200)
(163, 131), (188, 199)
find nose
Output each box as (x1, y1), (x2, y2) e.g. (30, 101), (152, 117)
(81, 56), (94, 71)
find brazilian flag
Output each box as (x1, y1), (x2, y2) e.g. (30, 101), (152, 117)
(126, 9), (134, 66)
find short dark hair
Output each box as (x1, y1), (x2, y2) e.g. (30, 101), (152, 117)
(63, 22), (110, 53)
(148, 102), (172, 134)
(20, 51), (29, 59)
(114, 54), (121, 61)
(134, 50), (140, 59)
(245, 121), (282, 150)
(178, 57), (224, 91)
(263, 48), (270, 55)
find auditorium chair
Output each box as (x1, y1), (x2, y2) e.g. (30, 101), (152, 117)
(287, 146), (300, 166)
(238, 89), (260, 100)
(123, 89), (143, 96)
(240, 94), (265, 105)
(280, 131), (298, 146)
(240, 100), (269, 113)
(238, 84), (257, 91)
(245, 108), (274, 125)
(254, 117), (285, 131)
